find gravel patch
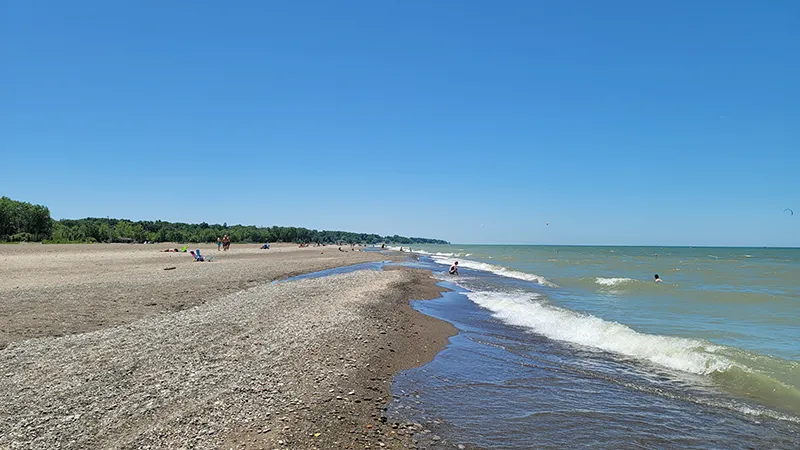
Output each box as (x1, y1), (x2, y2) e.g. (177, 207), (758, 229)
(1, 269), (441, 449)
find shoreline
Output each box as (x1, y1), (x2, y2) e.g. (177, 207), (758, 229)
(223, 266), (457, 449)
(0, 244), (458, 449)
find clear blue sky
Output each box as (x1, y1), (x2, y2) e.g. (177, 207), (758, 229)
(2, 1), (798, 246)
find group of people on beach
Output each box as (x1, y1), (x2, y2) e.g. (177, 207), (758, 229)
(216, 235), (230, 251)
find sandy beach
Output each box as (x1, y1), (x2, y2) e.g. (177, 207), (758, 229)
(0, 244), (456, 449)
(1, 243), (392, 348)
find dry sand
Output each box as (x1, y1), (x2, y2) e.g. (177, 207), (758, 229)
(0, 243), (458, 449)
(0, 243), (389, 348)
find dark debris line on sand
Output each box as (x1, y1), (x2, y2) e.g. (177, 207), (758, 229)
(1, 267), (459, 449)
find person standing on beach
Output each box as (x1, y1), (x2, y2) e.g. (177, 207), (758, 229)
(450, 261), (459, 275)
(217, 237), (222, 251)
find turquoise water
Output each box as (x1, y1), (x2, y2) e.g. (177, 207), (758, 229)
(408, 245), (799, 359)
(396, 245), (800, 423)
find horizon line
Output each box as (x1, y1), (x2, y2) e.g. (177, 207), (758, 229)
(432, 243), (800, 249)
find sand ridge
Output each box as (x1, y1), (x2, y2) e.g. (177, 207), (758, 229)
(0, 243), (458, 449)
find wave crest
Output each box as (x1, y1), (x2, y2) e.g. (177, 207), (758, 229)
(595, 277), (637, 287)
(430, 256), (557, 287)
(466, 290), (732, 375)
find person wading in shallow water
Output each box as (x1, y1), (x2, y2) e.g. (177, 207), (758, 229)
(449, 261), (459, 275)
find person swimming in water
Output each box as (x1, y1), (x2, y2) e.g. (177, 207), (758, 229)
(449, 261), (459, 275)
(654, 274), (662, 283)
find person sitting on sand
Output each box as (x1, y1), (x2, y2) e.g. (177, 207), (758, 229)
(654, 274), (662, 283)
(450, 261), (459, 275)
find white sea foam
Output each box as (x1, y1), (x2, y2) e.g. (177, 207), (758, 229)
(394, 247), (457, 258)
(466, 290), (735, 376)
(735, 405), (800, 424)
(430, 256), (558, 287)
(595, 277), (637, 287)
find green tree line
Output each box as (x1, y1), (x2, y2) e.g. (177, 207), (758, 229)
(0, 197), (53, 242)
(0, 197), (449, 245)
